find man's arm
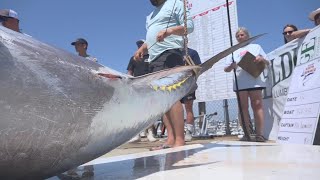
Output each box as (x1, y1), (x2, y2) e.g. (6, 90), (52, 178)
(127, 70), (133, 76)
(291, 29), (310, 40)
(134, 43), (148, 61)
(156, 26), (185, 42)
(157, 1), (194, 42)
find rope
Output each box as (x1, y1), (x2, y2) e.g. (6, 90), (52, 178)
(183, 0), (189, 57)
(182, 0), (196, 67)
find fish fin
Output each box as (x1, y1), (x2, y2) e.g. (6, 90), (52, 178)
(130, 65), (200, 85)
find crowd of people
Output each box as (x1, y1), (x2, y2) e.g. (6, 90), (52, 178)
(1, 0), (319, 154)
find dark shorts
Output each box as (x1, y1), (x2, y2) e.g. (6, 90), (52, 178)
(149, 49), (184, 73)
(235, 87), (265, 92)
(180, 91), (196, 103)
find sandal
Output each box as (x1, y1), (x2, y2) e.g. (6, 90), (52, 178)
(254, 135), (266, 142)
(149, 144), (172, 151)
(239, 135), (250, 141)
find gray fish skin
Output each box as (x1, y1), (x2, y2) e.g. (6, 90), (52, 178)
(0, 26), (262, 179)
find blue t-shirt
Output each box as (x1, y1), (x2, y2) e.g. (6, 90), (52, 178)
(146, 0), (194, 62)
(187, 48), (201, 65)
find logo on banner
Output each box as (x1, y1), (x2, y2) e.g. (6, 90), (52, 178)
(300, 63), (316, 86)
(299, 37), (316, 65)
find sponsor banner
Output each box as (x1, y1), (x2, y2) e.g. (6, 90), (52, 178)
(263, 39), (299, 140)
(277, 26), (320, 144)
(263, 26), (320, 141)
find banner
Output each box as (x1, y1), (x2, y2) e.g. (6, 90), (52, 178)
(188, 0), (238, 101)
(263, 39), (299, 140)
(277, 26), (320, 144)
(264, 26), (320, 142)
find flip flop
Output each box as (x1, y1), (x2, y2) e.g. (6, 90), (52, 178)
(254, 135), (266, 142)
(239, 135), (250, 141)
(149, 144), (172, 151)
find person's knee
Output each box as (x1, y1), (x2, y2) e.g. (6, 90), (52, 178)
(251, 100), (263, 110)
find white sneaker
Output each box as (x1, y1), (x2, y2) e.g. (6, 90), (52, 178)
(185, 130), (192, 142)
(66, 168), (80, 178)
(185, 124), (194, 142)
(147, 129), (157, 142)
(140, 131), (146, 138)
(129, 135), (140, 143)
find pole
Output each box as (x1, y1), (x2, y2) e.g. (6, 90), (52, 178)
(225, 0), (251, 140)
(223, 99), (231, 135)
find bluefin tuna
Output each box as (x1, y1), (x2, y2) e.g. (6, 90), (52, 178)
(0, 26), (263, 179)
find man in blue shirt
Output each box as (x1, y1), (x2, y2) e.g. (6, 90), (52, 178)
(134, 0), (194, 149)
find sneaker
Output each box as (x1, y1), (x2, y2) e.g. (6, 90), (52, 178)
(140, 131), (146, 138)
(185, 130), (192, 142)
(82, 171), (94, 178)
(66, 168), (80, 178)
(128, 135), (140, 143)
(147, 129), (157, 142)
(185, 124), (194, 142)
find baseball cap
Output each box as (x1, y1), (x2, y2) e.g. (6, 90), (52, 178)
(309, 8), (320, 21)
(136, 39), (145, 47)
(71, 38), (88, 46)
(0, 9), (19, 20)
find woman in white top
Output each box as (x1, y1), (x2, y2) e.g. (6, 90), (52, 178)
(224, 27), (269, 142)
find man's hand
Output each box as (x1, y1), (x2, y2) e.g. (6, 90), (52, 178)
(157, 28), (173, 42)
(134, 48), (144, 61)
(134, 43), (148, 61)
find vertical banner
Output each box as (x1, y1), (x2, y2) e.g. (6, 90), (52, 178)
(263, 40), (299, 140)
(188, 0), (238, 101)
(277, 26), (320, 144)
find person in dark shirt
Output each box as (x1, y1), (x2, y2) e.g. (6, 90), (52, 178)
(181, 48), (201, 142)
(127, 40), (149, 76)
(127, 40), (157, 142)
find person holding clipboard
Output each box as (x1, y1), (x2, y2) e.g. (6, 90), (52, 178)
(224, 27), (269, 142)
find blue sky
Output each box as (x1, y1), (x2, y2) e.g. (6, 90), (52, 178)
(1, 0), (318, 72)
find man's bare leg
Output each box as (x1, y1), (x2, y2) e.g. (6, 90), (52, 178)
(185, 100), (194, 125)
(162, 114), (174, 146)
(167, 101), (185, 147)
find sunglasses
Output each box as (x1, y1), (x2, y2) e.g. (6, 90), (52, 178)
(282, 31), (294, 35)
(0, 16), (19, 23)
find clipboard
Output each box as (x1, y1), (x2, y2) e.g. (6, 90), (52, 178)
(237, 52), (265, 78)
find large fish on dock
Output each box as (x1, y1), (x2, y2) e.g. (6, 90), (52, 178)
(0, 26), (262, 179)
